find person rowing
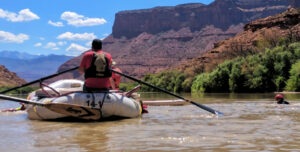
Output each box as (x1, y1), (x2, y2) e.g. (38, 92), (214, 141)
(79, 39), (115, 92)
(110, 61), (122, 91)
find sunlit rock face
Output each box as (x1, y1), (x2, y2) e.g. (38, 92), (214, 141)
(0, 65), (26, 86)
(58, 0), (291, 79)
(112, 0), (289, 39)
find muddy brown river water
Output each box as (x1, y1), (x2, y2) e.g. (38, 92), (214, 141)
(0, 93), (299, 152)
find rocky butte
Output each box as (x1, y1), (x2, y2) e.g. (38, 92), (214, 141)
(58, 0), (291, 80)
(0, 65), (26, 86)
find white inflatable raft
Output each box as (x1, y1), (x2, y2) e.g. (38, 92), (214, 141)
(26, 79), (142, 120)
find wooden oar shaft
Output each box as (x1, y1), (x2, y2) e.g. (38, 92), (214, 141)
(111, 69), (223, 115)
(0, 94), (44, 106)
(0, 66), (79, 94)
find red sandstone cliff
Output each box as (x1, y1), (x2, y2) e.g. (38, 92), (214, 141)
(58, 0), (291, 79)
(0, 65), (26, 86)
(112, 0), (290, 39)
(175, 8), (300, 76)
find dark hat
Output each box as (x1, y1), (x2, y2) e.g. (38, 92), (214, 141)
(92, 39), (102, 50)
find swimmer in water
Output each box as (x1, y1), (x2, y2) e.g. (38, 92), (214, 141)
(275, 94), (290, 105)
(1, 103), (26, 112)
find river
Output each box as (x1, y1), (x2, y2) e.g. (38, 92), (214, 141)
(0, 93), (299, 152)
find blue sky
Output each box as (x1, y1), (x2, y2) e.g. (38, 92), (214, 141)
(0, 0), (213, 56)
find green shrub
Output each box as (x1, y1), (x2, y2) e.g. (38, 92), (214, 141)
(285, 60), (300, 91)
(192, 42), (300, 93)
(140, 70), (187, 93)
(119, 82), (139, 92)
(191, 73), (210, 92)
(0, 86), (39, 95)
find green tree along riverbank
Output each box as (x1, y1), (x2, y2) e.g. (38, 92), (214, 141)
(119, 71), (191, 92)
(192, 42), (300, 93)
(120, 42), (300, 93)
(0, 86), (39, 95)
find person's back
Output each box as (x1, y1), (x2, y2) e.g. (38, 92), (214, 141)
(79, 39), (115, 91)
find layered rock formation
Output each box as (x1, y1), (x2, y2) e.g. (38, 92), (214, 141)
(0, 65), (26, 86)
(58, 0), (291, 79)
(176, 8), (300, 76)
(113, 0), (290, 39)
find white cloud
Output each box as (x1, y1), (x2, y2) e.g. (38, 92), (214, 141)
(57, 32), (96, 41)
(40, 37), (45, 40)
(45, 42), (60, 50)
(57, 41), (67, 46)
(34, 42), (42, 47)
(85, 41), (92, 47)
(48, 20), (64, 27)
(66, 43), (89, 54)
(0, 30), (29, 43)
(61, 11), (106, 27)
(0, 8), (39, 22)
(45, 42), (57, 48)
(52, 47), (60, 50)
(40, 41), (66, 50)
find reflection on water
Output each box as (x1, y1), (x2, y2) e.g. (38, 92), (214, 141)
(0, 93), (300, 151)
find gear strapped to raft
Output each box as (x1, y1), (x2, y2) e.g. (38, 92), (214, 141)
(85, 52), (112, 79)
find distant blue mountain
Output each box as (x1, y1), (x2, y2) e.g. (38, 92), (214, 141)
(0, 50), (42, 60)
(0, 51), (73, 81)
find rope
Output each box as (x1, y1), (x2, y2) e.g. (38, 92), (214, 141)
(98, 92), (107, 119)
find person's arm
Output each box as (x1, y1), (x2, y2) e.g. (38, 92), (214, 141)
(109, 77), (116, 90)
(78, 66), (85, 74)
(79, 53), (88, 74)
(106, 53), (116, 89)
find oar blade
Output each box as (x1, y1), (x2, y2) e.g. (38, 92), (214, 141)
(45, 103), (101, 120)
(189, 101), (224, 116)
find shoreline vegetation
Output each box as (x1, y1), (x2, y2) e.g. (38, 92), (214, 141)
(0, 86), (39, 95)
(192, 42), (300, 93)
(121, 40), (300, 93)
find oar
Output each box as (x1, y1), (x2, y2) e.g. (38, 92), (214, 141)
(111, 69), (224, 116)
(125, 85), (141, 97)
(0, 94), (100, 120)
(0, 66), (79, 94)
